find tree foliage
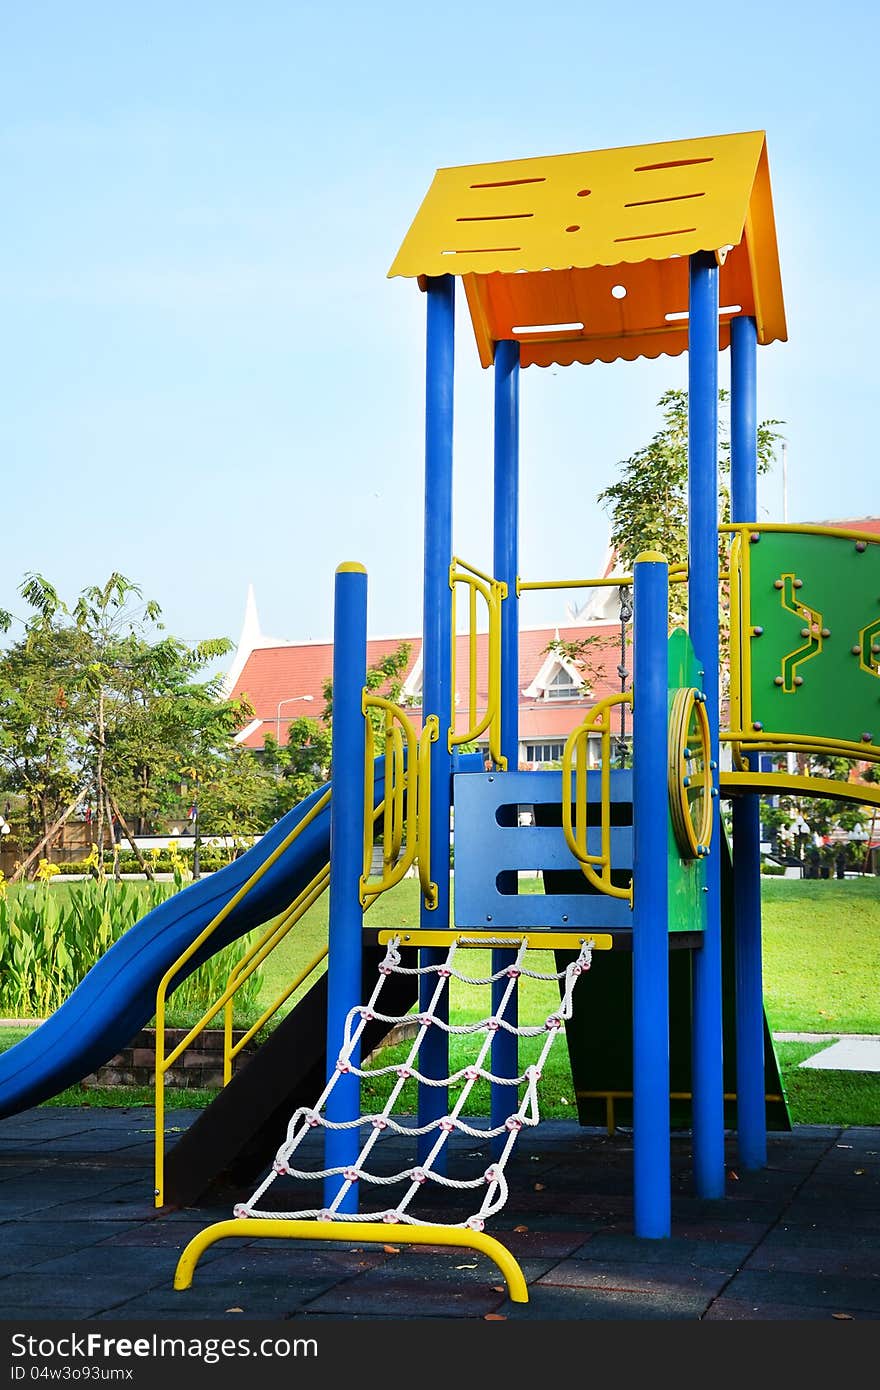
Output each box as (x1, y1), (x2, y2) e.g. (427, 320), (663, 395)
(0, 573), (256, 862)
(597, 387), (784, 620)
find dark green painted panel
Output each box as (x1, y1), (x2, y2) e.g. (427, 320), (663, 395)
(559, 830), (790, 1133)
(667, 627), (708, 933)
(746, 530), (880, 750)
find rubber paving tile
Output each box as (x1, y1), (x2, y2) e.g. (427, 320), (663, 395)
(534, 1259), (730, 1298)
(497, 1284), (708, 1319)
(712, 1268), (880, 1315)
(568, 1232), (755, 1269)
(704, 1297), (879, 1321)
(0, 1110), (878, 1323)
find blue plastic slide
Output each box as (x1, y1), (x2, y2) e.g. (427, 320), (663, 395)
(0, 782), (336, 1120)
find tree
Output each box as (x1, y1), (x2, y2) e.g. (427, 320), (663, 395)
(0, 622), (85, 843)
(0, 572), (255, 868)
(262, 641), (413, 819)
(596, 388), (783, 621)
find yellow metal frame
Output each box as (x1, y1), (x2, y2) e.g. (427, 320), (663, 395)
(449, 557), (507, 768)
(724, 522), (880, 769)
(517, 563), (687, 595)
(362, 696), (438, 910)
(378, 928), (613, 951)
(174, 1218), (528, 1303)
(153, 787), (331, 1208)
(223, 899), (329, 1085)
(668, 687), (714, 858)
(561, 693), (634, 906)
(578, 1089), (785, 1137)
(721, 769), (880, 808)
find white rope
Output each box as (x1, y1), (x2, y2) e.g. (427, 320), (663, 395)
(235, 934), (592, 1231)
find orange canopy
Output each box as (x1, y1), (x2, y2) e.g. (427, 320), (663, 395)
(388, 131), (786, 368)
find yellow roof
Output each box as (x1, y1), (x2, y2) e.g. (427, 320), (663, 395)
(388, 131), (786, 368)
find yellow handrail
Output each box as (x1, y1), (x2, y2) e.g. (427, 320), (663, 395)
(222, 867), (331, 1084)
(517, 564), (688, 594)
(561, 693), (634, 906)
(153, 787), (330, 1207)
(362, 695), (438, 910)
(449, 557), (507, 768)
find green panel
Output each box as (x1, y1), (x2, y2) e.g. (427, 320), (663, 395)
(561, 831), (791, 1132)
(667, 628), (707, 933)
(746, 531), (880, 750)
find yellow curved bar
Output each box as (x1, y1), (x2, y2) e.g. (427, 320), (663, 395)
(449, 560), (507, 768)
(561, 693), (633, 905)
(154, 787), (331, 1207)
(721, 521), (880, 545)
(721, 769), (880, 808)
(417, 715), (438, 909)
(362, 694), (430, 908)
(724, 730), (880, 765)
(668, 688), (714, 858)
(174, 1218), (528, 1304)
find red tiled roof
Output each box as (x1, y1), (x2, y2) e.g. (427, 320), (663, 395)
(827, 516), (880, 535)
(232, 637), (415, 744)
(230, 624), (626, 749)
(231, 516), (878, 752)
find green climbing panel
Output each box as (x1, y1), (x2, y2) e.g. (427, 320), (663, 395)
(559, 830), (790, 1132)
(742, 529), (880, 756)
(667, 628), (708, 934)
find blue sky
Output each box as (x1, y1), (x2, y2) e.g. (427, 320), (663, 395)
(1, 1), (876, 664)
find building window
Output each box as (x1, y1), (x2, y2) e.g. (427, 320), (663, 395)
(544, 667), (578, 699)
(525, 742), (565, 764)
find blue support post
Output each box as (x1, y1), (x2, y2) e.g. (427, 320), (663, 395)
(324, 562), (368, 1212)
(632, 552), (671, 1238)
(418, 276), (455, 1159)
(730, 314), (767, 1170)
(688, 252), (726, 1199)
(491, 339), (521, 1143)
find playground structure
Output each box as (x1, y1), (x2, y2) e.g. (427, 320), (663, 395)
(2, 130), (879, 1305)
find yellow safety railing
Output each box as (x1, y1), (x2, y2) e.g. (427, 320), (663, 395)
(517, 564), (688, 594)
(221, 741), (424, 1083)
(362, 695), (438, 911)
(153, 786), (330, 1208)
(222, 869), (330, 1085)
(449, 557), (506, 768)
(561, 693), (634, 906)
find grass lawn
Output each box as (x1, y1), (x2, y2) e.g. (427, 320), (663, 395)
(1, 874), (877, 1125)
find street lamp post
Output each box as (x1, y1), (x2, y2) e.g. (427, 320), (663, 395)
(275, 695), (314, 743)
(192, 769), (200, 880)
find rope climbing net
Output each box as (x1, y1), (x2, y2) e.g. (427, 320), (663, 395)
(234, 934), (593, 1231)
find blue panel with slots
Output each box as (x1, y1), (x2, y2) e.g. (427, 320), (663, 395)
(452, 769), (634, 931)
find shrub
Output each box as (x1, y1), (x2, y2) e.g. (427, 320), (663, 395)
(0, 875), (263, 1025)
